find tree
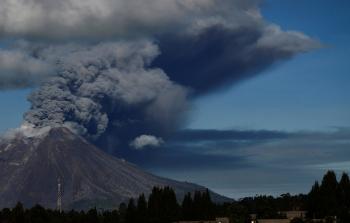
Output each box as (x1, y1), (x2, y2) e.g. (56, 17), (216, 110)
(338, 172), (350, 223)
(136, 194), (147, 223)
(306, 170), (350, 222)
(338, 172), (350, 207)
(148, 187), (162, 223)
(182, 192), (193, 220)
(28, 205), (49, 223)
(119, 202), (127, 223)
(192, 191), (203, 220)
(162, 187), (180, 222)
(225, 202), (249, 223)
(1, 208), (11, 223)
(307, 181), (321, 218)
(11, 202), (25, 223)
(102, 210), (120, 223)
(148, 187), (180, 223)
(126, 199), (136, 223)
(319, 171), (338, 216)
(86, 208), (99, 223)
(201, 189), (215, 220)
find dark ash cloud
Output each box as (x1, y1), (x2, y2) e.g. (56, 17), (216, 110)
(0, 0), (320, 93)
(154, 25), (320, 95)
(23, 41), (189, 141)
(0, 0), (320, 153)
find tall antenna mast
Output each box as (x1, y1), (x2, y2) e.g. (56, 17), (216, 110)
(57, 177), (62, 212)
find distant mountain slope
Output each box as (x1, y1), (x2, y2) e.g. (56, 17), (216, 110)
(0, 127), (231, 210)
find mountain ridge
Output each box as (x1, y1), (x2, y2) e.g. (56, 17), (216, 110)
(0, 127), (231, 210)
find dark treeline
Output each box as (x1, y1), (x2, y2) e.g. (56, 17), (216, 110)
(0, 171), (350, 223)
(307, 171), (350, 222)
(213, 193), (308, 223)
(0, 187), (217, 223)
(230, 171), (350, 223)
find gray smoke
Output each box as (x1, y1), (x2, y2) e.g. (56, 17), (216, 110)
(154, 24), (320, 95)
(0, 0), (321, 151)
(0, 0), (261, 40)
(0, 0), (320, 91)
(23, 41), (189, 140)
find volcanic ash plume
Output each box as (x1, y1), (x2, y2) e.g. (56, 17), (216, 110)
(0, 0), (322, 151)
(23, 41), (189, 141)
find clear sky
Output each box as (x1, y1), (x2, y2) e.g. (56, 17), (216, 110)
(0, 0), (349, 199)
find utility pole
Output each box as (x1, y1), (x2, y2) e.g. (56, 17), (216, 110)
(57, 177), (62, 212)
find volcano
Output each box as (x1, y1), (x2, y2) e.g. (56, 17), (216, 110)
(0, 127), (229, 210)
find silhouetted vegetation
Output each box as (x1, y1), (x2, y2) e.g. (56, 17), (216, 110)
(307, 171), (350, 222)
(1, 171), (350, 223)
(0, 187), (216, 223)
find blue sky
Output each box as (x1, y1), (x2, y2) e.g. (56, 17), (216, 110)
(190, 0), (350, 132)
(0, 0), (349, 199)
(151, 0), (350, 198)
(0, 89), (30, 134)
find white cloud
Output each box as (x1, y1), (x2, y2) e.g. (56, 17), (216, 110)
(130, 135), (164, 150)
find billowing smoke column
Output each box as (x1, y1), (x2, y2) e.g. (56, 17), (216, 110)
(23, 41), (188, 144)
(0, 0), (321, 150)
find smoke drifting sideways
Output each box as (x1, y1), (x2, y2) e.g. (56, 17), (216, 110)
(0, 0), (321, 151)
(154, 24), (320, 95)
